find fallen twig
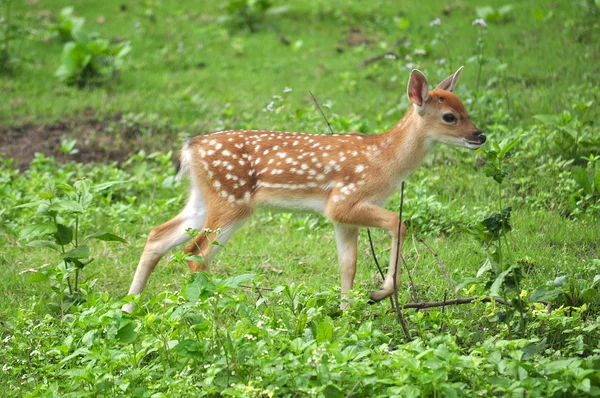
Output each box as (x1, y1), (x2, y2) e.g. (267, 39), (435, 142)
(239, 284), (275, 291)
(401, 295), (552, 311)
(416, 235), (459, 299)
(19, 263), (50, 275)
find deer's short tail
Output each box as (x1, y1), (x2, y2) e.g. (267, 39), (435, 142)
(176, 137), (193, 181)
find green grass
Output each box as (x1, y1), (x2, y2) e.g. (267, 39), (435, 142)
(3, 0), (599, 128)
(1, 1), (599, 396)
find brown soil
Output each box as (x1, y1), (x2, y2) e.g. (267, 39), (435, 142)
(0, 117), (174, 169)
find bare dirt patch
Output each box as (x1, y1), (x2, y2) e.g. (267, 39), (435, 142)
(0, 117), (177, 169)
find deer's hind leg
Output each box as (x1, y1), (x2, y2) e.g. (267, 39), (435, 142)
(122, 186), (207, 312)
(184, 198), (252, 272)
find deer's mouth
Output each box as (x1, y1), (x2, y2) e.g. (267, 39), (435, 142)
(463, 139), (485, 150)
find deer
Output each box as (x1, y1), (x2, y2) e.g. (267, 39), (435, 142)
(121, 66), (485, 313)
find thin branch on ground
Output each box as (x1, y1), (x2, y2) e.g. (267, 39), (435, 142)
(239, 284), (274, 291)
(402, 249), (418, 303)
(416, 235), (459, 299)
(401, 296), (551, 312)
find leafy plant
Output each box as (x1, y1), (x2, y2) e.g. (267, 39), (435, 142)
(569, 155), (600, 214)
(50, 7), (85, 42)
(52, 7), (131, 87)
(532, 273), (600, 309)
(465, 136), (528, 334)
(16, 178), (127, 310)
(476, 5), (514, 24)
(220, 0), (288, 32)
(56, 30), (131, 87)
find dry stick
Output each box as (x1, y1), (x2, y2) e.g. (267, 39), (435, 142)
(367, 229), (396, 311)
(401, 249), (418, 303)
(345, 381), (361, 398)
(416, 235), (459, 299)
(239, 284), (275, 291)
(401, 296), (551, 310)
(392, 181), (411, 340)
(309, 90), (334, 135)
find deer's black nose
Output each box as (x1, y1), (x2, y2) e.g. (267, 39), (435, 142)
(474, 129), (486, 143)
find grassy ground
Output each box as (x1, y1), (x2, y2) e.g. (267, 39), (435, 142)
(1, 0), (599, 396)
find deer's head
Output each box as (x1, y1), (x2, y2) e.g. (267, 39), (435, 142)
(407, 66), (486, 150)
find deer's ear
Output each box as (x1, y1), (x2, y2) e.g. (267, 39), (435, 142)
(407, 69), (430, 107)
(435, 66), (464, 92)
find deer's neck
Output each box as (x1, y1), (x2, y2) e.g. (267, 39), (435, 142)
(374, 107), (431, 181)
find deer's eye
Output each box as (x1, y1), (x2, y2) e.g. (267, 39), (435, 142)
(443, 113), (457, 123)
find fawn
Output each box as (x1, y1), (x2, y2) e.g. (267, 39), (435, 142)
(122, 67), (485, 312)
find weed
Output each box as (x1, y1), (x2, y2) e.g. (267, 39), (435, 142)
(16, 178), (127, 312)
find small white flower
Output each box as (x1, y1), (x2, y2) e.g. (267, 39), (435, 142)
(272, 95), (283, 101)
(466, 98), (473, 106)
(439, 58), (446, 65)
(283, 87), (292, 93)
(406, 62), (415, 70)
(472, 18), (487, 27)
(414, 49), (426, 55)
(429, 18), (441, 27)
(323, 101), (332, 109)
(263, 101), (275, 112)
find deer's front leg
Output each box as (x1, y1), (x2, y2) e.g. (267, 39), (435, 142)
(326, 201), (405, 303)
(333, 223), (359, 309)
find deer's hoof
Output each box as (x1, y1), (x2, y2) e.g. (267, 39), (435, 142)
(369, 289), (393, 303)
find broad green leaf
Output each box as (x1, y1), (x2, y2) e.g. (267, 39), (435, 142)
(47, 200), (84, 214)
(223, 273), (254, 288)
(92, 180), (129, 192)
(321, 384), (344, 398)
(116, 322), (138, 344)
(85, 231), (127, 243)
(175, 339), (204, 359)
(498, 136), (521, 158)
(489, 267), (512, 297)
(19, 223), (57, 240)
(548, 275), (568, 287)
(54, 224), (73, 246)
(184, 255), (205, 263)
(533, 114), (559, 126)
(476, 259), (493, 278)
(61, 245), (90, 260)
(316, 317), (334, 343)
(581, 288), (598, 303)
(572, 166), (592, 194)
(530, 287), (562, 302)
(183, 272), (215, 302)
(28, 272), (50, 283)
(13, 200), (47, 210)
(27, 240), (60, 251)
(522, 338), (547, 360)
(56, 183), (75, 193)
(82, 330), (96, 347)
